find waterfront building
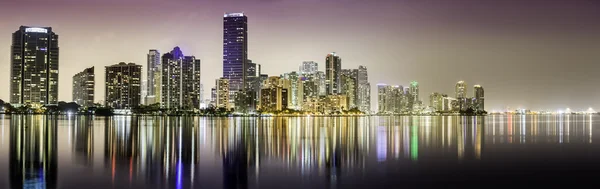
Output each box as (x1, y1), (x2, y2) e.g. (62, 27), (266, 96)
(474, 85), (485, 111)
(299, 61), (318, 74)
(356, 66), (371, 113)
(10, 26), (59, 105)
(259, 76), (289, 112)
(105, 62), (142, 109)
(223, 12), (248, 99)
(282, 72), (304, 110)
(325, 52), (341, 95)
(216, 78), (230, 109)
(72, 67), (95, 107)
(160, 47), (201, 110)
(145, 49), (160, 105)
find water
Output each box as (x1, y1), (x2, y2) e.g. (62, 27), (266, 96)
(0, 114), (598, 189)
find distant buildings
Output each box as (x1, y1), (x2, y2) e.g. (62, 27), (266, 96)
(474, 85), (485, 112)
(341, 69), (358, 109)
(11, 26), (59, 105)
(216, 78), (230, 109)
(259, 76), (289, 112)
(282, 72), (303, 110)
(72, 67), (95, 107)
(429, 92), (445, 112)
(145, 49), (160, 104)
(105, 62), (142, 109)
(455, 81), (469, 111)
(356, 66), (371, 113)
(223, 13), (248, 100)
(325, 52), (342, 95)
(377, 84), (404, 114)
(300, 61), (318, 74)
(160, 47), (202, 110)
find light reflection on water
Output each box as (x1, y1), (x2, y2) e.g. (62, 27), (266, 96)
(0, 115), (597, 188)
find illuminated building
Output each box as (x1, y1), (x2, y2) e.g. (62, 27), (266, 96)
(341, 69), (358, 109)
(300, 61), (318, 74)
(145, 49), (160, 105)
(105, 62), (142, 109)
(409, 81), (420, 109)
(259, 76), (289, 112)
(216, 78), (230, 109)
(282, 72), (304, 110)
(160, 47), (202, 110)
(10, 26), (59, 105)
(474, 85), (485, 112)
(455, 81), (468, 111)
(357, 66), (371, 113)
(223, 12), (248, 98)
(72, 66), (95, 107)
(429, 92), (446, 112)
(316, 71), (327, 96)
(325, 52), (341, 95)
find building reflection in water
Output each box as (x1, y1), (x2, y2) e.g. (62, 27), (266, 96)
(10, 115), (58, 189)
(70, 116), (94, 166)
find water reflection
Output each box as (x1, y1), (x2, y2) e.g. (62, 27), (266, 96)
(2, 115), (598, 188)
(10, 115), (58, 189)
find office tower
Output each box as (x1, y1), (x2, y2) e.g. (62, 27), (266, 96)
(238, 60), (260, 112)
(216, 78), (230, 109)
(282, 72), (304, 110)
(223, 12), (248, 97)
(340, 69), (358, 109)
(105, 62), (142, 109)
(325, 52), (341, 95)
(356, 66), (371, 113)
(211, 87), (217, 107)
(377, 84), (388, 113)
(474, 85), (485, 111)
(160, 47), (201, 110)
(409, 81), (419, 106)
(301, 74), (320, 100)
(429, 92), (445, 112)
(455, 81), (467, 98)
(146, 49), (160, 104)
(300, 61), (318, 74)
(455, 81), (468, 111)
(10, 26), (59, 105)
(260, 76), (289, 112)
(72, 67), (95, 107)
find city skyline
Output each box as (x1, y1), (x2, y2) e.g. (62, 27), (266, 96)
(1, 0), (600, 111)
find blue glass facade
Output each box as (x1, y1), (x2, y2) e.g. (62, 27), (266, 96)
(223, 13), (248, 94)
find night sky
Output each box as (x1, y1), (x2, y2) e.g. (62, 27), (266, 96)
(1, 0), (599, 111)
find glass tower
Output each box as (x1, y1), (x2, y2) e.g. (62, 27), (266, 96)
(223, 12), (248, 96)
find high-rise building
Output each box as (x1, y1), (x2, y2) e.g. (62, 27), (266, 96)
(238, 60), (261, 112)
(216, 78), (230, 109)
(282, 72), (304, 110)
(146, 49), (160, 104)
(160, 47), (201, 110)
(223, 12), (248, 97)
(325, 52), (341, 95)
(455, 81), (467, 99)
(341, 69), (358, 109)
(377, 84), (389, 113)
(356, 66), (371, 113)
(10, 26), (59, 105)
(409, 81), (419, 106)
(316, 71), (326, 96)
(72, 67), (95, 107)
(474, 85), (485, 112)
(299, 61), (318, 74)
(105, 62), (142, 109)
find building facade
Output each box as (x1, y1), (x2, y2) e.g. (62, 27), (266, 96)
(105, 62), (142, 109)
(299, 61), (318, 74)
(160, 47), (201, 110)
(72, 67), (95, 107)
(11, 26), (59, 105)
(223, 13), (248, 98)
(146, 49), (160, 104)
(474, 85), (485, 112)
(216, 78), (230, 109)
(325, 52), (341, 95)
(282, 72), (304, 110)
(259, 76), (289, 112)
(356, 66), (371, 113)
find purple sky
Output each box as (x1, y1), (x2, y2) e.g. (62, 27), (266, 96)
(1, 0), (600, 111)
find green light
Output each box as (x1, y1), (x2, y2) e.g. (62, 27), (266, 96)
(411, 124), (418, 161)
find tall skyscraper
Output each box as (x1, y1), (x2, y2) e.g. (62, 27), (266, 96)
(299, 61), (318, 74)
(146, 49), (160, 104)
(325, 52), (341, 95)
(282, 72), (304, 110)
(341, 69), (358, 109)
(10, 26), (59, 105)
(105, 62), (142, 109)
(455, 81), (467, 99)
(216, 78), (230, 109)
(223, 12), (248, 97)
(429, 92), (445, 112)
(160, 47), (201, 110)
(409, 81), (419, 103)
(474, 85), (485, 111)
(357, 66), (371, 113)
(72, 67), (95, 107)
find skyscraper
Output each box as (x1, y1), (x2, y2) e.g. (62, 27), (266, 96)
(282, 72), (304, 110)
(223, 12), (248, 97)
(325, 52), (341, 95)
(105, 62), (142, 109)
(474, 85), (485, 112)
(160, 47), (201, 110)
(300, 61), (318, 74)
(146, 49), (160, 104)
(10, 26), (59, 105)
(455, 81), (467, 99)
(357, 66), (371, 113)
(72, 67), (95, 107)
(341, 69), (358, 109)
